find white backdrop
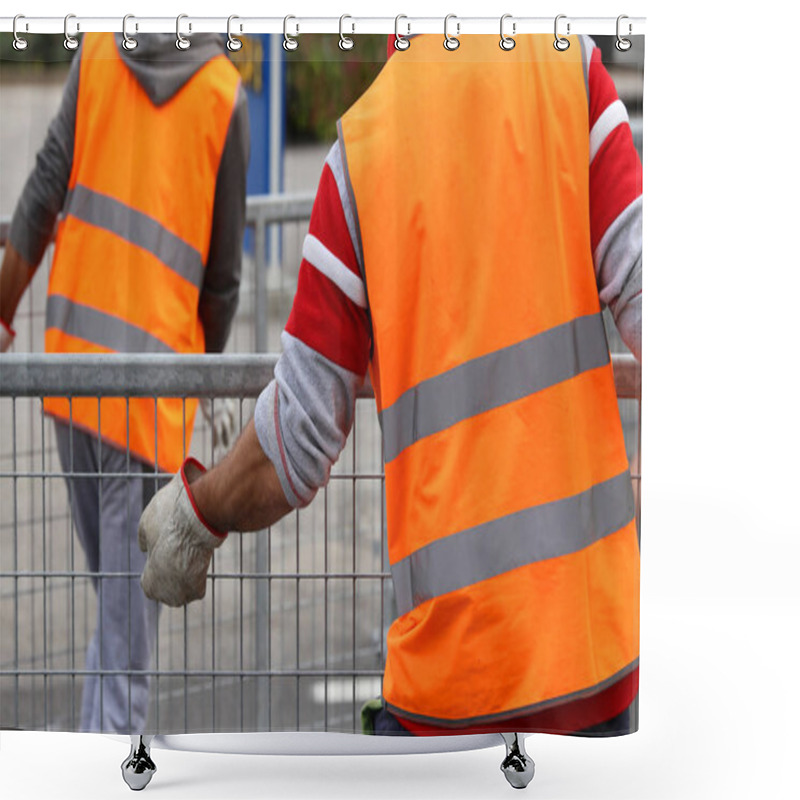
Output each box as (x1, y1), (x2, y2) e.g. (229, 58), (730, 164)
(2, 1), (798, 798)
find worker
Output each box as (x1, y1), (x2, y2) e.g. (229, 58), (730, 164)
(138, 33), (641, 739)
(0, 32), (249, 733)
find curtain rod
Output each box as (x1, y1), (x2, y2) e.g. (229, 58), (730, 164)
(0, 15), (646, 37)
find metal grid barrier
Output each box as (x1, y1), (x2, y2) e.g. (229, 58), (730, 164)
(0, 355), (388, 734)
(0, 353), (640, 735)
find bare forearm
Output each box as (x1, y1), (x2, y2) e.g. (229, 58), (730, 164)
(0, 244), (37, 328)
(191, 420), (293, 533)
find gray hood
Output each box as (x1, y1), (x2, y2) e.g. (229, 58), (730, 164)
(115, 33), (230, 106)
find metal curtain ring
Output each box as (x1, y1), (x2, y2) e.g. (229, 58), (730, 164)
(553, 14), (570, 51)
(444, 14), (460, 51)
(121, 14), (138, 51)
(499, 14), (516, 51)
(64, 14), (79, 51)
(394, 14), (410, 51)
(339, 15), (355, 50)
(283, 15), (298, 51)
(616, 14), (632, 51)
(227, 15), (243, 52)
(176, 13), (191, 51)
(12, 15), (28, 51)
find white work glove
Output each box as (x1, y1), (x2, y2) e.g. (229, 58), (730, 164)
(200, 398), (238, 453)
(0, 320), (15, 353)
(138, 458), (227, 607)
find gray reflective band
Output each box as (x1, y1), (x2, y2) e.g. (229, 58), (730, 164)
(335, 120), (367, 284)
(384, 659), (639, 728)
(46, 294), (175, 354)
(391, 469), (635, 616)
(380, 312), (610, 464)
(578, 34), (590, 103)
(64, 185), (204, 289)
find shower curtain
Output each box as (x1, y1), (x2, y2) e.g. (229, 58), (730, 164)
(0, 25), (643, 746)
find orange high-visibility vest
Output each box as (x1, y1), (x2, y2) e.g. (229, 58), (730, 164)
(43, 33), (240, 473)
(339, 35), (639, 729)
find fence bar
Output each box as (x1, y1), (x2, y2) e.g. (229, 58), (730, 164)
(246, 194), (315, 226)
(0, 353), (640, 399)
(3, 668), (384, 678)
(0, 354), (276, 398)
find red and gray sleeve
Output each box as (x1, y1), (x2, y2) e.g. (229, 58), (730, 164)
(582, 36), (643, 361)
(253, 141), (371, 507)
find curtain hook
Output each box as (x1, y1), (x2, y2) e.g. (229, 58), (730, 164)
(121, 14), (138, 51)
(339, 15), (355, 50)
(615, 15), (632, 52)
(176, 13), (191, 51)
(64, 14), (79, 51)
(499, 14), (516, 51)
(227, 15), (243, 52)
(444, 14), (460, 51)
(554, 14), (570, 51)
(283, 15), (299, 51)
(12, 15), (29, 51)
(394, 14), (411, 51)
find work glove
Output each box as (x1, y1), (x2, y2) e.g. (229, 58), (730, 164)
(200, 398), (238, 453)
(0, 320), (15, 353)
(138, 458), (226, 607)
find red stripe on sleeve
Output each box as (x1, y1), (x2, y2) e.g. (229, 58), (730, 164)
(589, 123), (642, 252)
(588, 47), (622, 127)
(308, 164), (361, 280)
(285, 260), (371, 376)
(588, 43), (642, 251)
(283, 156), (370, 375)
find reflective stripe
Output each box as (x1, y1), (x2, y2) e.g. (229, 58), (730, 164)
(385, 659), (639, 728)
(590, 99), (629, 162)
(392, 469), (635, 616)
(380, 312), (610, 464)
(302, 233), (367, 308)
(325, 139), (365, 274)
(64, 184), (205, 289)
(578, 35), (592, 103)
(46, 294), (175, 354)
(335, 119), (368, 285)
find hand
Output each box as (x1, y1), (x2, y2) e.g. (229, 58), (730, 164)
(200, 398), (238, 453)
(0, 319), (15, 353)
(138, 458), (226, 607)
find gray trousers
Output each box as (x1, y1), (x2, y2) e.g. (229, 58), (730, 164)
(54, 421), (160, 733)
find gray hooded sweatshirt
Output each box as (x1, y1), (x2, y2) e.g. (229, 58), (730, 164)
(9, 33), (250, 353)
